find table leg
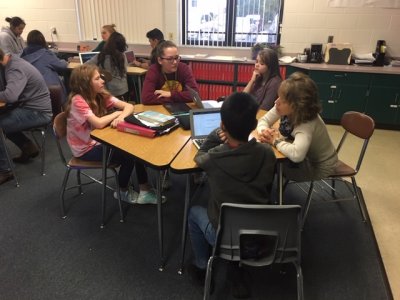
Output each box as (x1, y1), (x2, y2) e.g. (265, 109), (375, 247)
(157, 169), (165, 271)
(137, 75), (142, 103)
(100, 144), (108, 228)
(178, 174), (191, 275)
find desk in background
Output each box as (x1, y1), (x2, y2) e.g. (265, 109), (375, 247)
(90, 104), (191, 270)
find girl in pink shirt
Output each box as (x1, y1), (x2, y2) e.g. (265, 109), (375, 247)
(64, 64), (157, 204)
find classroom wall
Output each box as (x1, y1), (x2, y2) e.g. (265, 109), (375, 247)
(1, 0), (399, 57)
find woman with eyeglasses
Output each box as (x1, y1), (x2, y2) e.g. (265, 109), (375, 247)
(141, 40), (199, 104)
(0, 16), (26, 56)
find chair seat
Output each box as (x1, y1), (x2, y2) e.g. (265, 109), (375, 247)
(330, 160), (356, 177)
(68, 157), (119, 169)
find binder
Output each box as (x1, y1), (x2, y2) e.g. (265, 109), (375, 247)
(117, 121), (156, 138)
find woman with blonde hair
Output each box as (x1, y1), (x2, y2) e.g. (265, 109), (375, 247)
(92, 24), (117, 52)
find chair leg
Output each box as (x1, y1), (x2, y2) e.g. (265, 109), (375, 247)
(293, 262), (304, 300)
(39, 128), (46, 176)
(203, 256), (215, 300)
(301, 181), (314, 229)
(60, 168), (71, 219)
(0, 129), (20, 187)
(111, 168), (124, 223)
(351, 176), (367, 222)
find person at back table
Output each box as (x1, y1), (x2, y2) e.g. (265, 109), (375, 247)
(141, 40), (199, 104)
(187, 92), (276, 297)
(21, 30), (68, 104)
(64, 64), (158, 204)
(92, 24), (116, 52)
(0, 48), (52, 185)
(132, 28), (165, 69)
(85, 32), (129, 101)
(243, 48), (282, 110)
(257, 72), (338, 182)
(0, 16), (26, 56)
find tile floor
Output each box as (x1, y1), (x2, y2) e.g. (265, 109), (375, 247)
(326, 124), (400, 300)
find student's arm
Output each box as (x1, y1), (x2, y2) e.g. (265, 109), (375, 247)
(194, 128), (223, 166)
(47, 51), (68, 73)
(0, 67), (27, 103)
(275, 122), (313, 163)
(257, 106), (280, 143)
(109, 98), (134, 128)
(141, 65), (163, 104)
(243, 70), (259, 93)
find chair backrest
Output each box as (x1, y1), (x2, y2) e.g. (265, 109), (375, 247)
(214, 203), (302, 267)
(53, 112), (68, 165)
(48, 85), (64, 121)
(340, 111), (375, 140)
(337, 111), (375, 172)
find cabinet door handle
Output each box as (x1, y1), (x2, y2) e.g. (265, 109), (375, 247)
(334, 74), (346, 78)
(390, 104), (398, 108)
(328, 100), (335, 104)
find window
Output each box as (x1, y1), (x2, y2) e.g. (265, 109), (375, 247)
(182, 0), (283, 47)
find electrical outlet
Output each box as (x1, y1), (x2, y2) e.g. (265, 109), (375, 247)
(50, 27), (57, 35)
(168, 32), (173, 40)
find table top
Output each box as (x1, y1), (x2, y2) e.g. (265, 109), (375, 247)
(67, 62), (147, 76)
(90, 104), (191, 169)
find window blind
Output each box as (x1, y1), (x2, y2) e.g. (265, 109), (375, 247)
(76, 0), (164, 44)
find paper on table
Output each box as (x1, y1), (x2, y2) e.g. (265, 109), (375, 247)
(352, 53), (375, 60)
(279, 56), (296, 63)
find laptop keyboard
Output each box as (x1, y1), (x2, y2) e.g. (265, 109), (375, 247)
(193, 138), (206, 149)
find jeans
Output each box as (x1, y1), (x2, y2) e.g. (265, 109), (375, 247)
(0, 107), (51, 170)
(78, 144), (148, 189)
(188, 205), (216, 269)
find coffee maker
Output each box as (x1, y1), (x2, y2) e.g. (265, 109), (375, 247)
(373, 40), (386, 66)
(309, 43), (323, 63)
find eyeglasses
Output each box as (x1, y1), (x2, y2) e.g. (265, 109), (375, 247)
(160, 55), (181, 63)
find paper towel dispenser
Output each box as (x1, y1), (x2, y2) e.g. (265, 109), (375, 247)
(324, 43), (352, 65)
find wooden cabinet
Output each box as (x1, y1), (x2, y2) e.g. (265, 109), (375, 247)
(365, 74), (400, 126)
(309, 71), (370, 121)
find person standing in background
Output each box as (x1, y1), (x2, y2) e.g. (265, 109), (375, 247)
(21, 30), (68, 104)
(141, 40), (198, 104)
(133, 28), (165, 69)
(92, 24), (116, 52)
(243, 48), (282, 110)
(0, 17), (26, 56)
(85, 32), (129, 101)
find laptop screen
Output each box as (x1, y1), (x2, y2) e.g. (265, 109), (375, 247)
(124, 50), (135, 64)
(190, 108), (221, 139)
(79, 52), (99, 64)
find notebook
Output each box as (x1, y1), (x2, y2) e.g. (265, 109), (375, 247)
(190, 108), (221, 149)
(163, 102), (191, 116)
(124, 50), (135, 64)
(187, 86), (223, 109)
(79, 52), (99, 64)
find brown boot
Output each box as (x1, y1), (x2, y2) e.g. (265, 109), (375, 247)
(0, 171), (14, 185)
(13, 141), (39, 163)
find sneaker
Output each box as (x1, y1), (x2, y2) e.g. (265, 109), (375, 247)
(113, 188), (138, 205)
(134, 189), (167, 205)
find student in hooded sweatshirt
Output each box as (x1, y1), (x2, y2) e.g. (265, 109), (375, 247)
(187, 92), (276, 298)
(0, 16), (26, 56)
(21, 30), (68, 104)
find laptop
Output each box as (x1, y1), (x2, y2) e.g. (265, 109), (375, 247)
(187, 86), (223, 109)
(190, 108), (221, 149)
(79, 52), (99, 64)
(124, 50), (135, 64)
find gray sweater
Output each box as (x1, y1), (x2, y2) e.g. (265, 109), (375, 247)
(86, 54), (128, 97)
(0, 26), (25, 56)
(194, 129), (277, 228)
(0, 55), (52, 118)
